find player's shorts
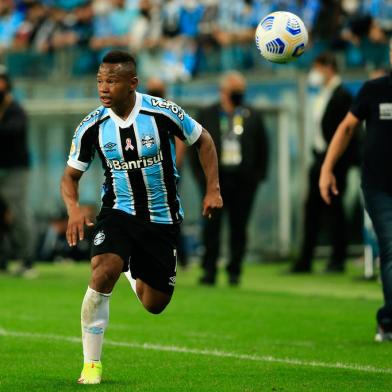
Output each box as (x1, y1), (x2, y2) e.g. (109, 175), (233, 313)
(90, 208), (180, 295)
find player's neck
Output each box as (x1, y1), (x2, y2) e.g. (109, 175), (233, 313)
(111, 93), (136, 120)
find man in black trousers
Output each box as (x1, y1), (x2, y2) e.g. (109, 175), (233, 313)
(0, 69), (35, 277)
(193, 71), (268, 285)
(291, 53), (359, 273)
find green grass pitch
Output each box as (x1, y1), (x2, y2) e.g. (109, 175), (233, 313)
(1, 260), (391, 391)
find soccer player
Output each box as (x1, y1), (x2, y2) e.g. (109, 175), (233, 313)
(60, 50), (223, 384)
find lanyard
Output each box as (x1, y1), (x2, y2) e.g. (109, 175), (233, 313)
(220, 109), (244, 137)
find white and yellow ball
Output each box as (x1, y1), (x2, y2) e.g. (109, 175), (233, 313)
(255, 11), (308, 64)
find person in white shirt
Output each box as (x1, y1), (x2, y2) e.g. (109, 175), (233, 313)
(290, 53), (359, 273)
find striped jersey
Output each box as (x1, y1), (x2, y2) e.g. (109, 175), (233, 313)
(67, 92), (202, 224)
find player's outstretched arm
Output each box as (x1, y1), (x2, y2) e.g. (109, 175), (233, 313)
(319, 112), (360, 205)
(60, 166), (94, 246)
(194, 128), (223, 218)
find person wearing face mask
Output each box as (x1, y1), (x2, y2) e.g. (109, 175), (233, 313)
(192, 71), (268, 286)
(290, 53), (359, 274)
(0, 69), (35, 277)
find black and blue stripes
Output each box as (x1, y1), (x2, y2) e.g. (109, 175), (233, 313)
(67, 92), (202, 224)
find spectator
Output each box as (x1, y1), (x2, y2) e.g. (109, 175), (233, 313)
(129, 0), (162, 52)
(66, 1), (96, 74)
(291, 53), (359, 273)
(13, 2), (52, 53)
(342, 10), (389, 68)
(145, 76), (166, 98)
(363, 0), (392, 35)
(161, 0), (180, 39)
(90, 0), (137, 52)
(0, 0), (25, 55)
(0, 69), (36, 277)
(213, 0), (262, 70)
(193, 70), (269, 286)
(126, 0), (163, 79)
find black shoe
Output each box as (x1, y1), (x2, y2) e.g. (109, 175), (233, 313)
(199, 274), (216, 286)
(228, 275), (239, 286)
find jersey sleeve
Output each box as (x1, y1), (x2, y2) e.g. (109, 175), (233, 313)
(178, 108), (202, 146)
(67, 119), (96, 171)
(148, 97), (202, 146)
(350, 82), (369, 121)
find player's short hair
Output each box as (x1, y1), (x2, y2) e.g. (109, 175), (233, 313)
(314, 52), (338, 73)
(102, 50), (137, 76)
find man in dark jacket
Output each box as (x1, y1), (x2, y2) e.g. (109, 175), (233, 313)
(195, 71), (268, 285)
(291, 53), (358, 273)
(0, 69), (35, 276)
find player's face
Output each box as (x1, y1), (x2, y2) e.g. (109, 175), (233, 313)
(97, 63), (138, 109)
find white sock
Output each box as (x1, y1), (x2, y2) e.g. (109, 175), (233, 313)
(81, 286), (111, 363)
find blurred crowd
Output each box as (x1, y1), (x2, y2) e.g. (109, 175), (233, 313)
(0, 0), (391, 80)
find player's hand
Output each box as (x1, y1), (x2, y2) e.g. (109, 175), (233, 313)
(319, 169), (338, 205)
(66, 206), (94, 247)
(202, 189), (223, 219)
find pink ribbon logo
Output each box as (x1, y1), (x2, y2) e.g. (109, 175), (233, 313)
(125, 138), (134, 151)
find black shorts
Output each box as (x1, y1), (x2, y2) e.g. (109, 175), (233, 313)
(91, 209), (180, 295)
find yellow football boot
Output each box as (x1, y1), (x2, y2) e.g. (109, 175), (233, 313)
(77, 361), (102, 384)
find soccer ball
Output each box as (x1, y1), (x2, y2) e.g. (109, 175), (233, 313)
(255, 11), (308, 64)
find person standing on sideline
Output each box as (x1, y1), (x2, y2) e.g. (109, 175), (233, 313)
(0, 68), (35, 277)
(319, 41), (392, 341)
(291, 53), (358, 273)
(193, 70), (268, 286)
(60, 50), (222, 384)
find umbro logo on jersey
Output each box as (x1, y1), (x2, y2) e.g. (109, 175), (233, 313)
(103, 142), (116, 152)
(142, 135), (155, 148)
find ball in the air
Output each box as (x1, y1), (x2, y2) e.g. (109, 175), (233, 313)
(255, 11), (308, 64)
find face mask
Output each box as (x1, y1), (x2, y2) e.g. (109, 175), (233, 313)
(0, 90), (6, 104)
(307, 69), (326, 87)
(147, 89), (165, 98)
(140, 8), (150, 18)
(229, 91), (244, 107)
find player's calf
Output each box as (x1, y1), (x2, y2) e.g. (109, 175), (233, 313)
(90, 253), (123, 293)
(136, 280), (172, 314)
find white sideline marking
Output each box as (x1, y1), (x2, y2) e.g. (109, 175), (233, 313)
(1, 329), (391, 375)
